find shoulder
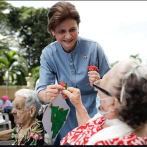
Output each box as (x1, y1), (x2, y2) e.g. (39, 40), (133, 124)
(78, 36), (102, 51)
(41, 41), (59, 61)
(42, 41), (58, 54)
(79, 36), (99, 45)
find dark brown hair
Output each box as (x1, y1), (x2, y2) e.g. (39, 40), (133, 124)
(47, 2), (80, 34)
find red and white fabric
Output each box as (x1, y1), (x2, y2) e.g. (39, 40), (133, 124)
(60, 116), (147, 145)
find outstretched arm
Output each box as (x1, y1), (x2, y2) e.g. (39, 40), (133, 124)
(63, 87), (90, 126)
(0, 129), (13, 140)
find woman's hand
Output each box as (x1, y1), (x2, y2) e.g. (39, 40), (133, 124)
(62, 87), (83, 108)
(44, 85), (64, 103)
(88, 71), (100, 87)
(61, 92), (68, 99)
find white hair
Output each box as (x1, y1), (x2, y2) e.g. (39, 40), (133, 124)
(15, 89), (41, 116)
(107, 58), (140, 101)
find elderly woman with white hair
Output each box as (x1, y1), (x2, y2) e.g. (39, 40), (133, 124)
(0, 89), (44, 145)
(60, 59), (147, 145)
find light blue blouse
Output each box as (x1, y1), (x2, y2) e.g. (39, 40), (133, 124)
(35, 36), (111, 144)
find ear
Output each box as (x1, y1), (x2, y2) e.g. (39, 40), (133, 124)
(110, 97), (119, 112)
(29, 106), (36, 117)
(51, 30), (55, 37)
(77, 25), (79, 33)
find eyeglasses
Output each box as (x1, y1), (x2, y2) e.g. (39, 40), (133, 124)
(93, 79), (112, 97)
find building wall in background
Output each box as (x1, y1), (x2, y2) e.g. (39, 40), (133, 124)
(0, 86), (34, 101)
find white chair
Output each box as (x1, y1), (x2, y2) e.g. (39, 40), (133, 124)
(44, 133), (54, 145)
(0, 112), (11, 130)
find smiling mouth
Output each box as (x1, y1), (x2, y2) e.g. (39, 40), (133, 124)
(63, 39), (73, 42)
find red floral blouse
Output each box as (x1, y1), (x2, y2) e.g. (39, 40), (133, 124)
(60, 117), (147, 145)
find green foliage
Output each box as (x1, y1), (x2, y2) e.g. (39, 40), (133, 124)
(0, 50), (28, 85)
(0, 0), (10, 19)
(0, 3), (53, 85)
(0, 0), (13, 35)
(111, 61), (119, 67)
(129, 54), (142, 63)
(31, 66), (40, 87)
(7, 6), (53, 70)
(110, 54), (143, 68)
(0, 39), (11, 51)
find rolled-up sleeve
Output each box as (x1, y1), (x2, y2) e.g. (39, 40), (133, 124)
(35, 45), (56, 104)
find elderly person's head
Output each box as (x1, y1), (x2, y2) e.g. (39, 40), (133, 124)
(60, 58), (147, 145)
(94, 58), (147, 129)
(2, 95), (9, 102)
(11, 89), (41, 125)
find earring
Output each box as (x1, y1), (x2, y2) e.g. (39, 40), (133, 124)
(78, 32), (79, 34)
(53, 35), (55, 38)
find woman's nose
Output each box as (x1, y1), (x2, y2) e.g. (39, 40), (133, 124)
(11, 107), (16, 113)
(65, 32), (72, 39)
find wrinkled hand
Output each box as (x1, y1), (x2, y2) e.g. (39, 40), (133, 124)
(61, 92), (68, 99)
(62, 87), (83, 108)
(45, 85), (64, 103)
(88, 71), (100, 87)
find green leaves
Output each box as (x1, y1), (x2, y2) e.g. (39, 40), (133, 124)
(130, 54), (142, 63)
(7, 6), (53, 69)
(31, 66), (40, 87)
(0, 50), (28, 85)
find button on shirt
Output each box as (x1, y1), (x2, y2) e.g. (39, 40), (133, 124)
(36, 36), (111, 144)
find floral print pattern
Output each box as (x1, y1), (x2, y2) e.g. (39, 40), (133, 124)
(11, 120), (44, 145)
(60, 117), (147, 145)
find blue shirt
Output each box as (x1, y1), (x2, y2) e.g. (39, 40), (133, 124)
(0, 100), (3, 106)
(36, 36), (111, 144)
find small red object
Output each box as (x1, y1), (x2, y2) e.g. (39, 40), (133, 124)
(59, 81), (66, 87)
(88, 65), (99, 71)
(59, 81), (70, 89)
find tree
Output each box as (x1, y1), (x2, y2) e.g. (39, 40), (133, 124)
(0, 0), (13, 35)
(7, 6), (53, 70)
(49, 103), (69, 139)
(0, 0), (13, 51)
(0, 50), (28, 85)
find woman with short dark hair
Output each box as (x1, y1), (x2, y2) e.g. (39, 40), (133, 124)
(36, 1), (111, 145)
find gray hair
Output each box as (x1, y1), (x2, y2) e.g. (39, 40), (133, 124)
(117, 61), (147, 129)
(15, 89), (41, 116)
(120, 63), (147, 103)
(107, 58), (140, 101)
